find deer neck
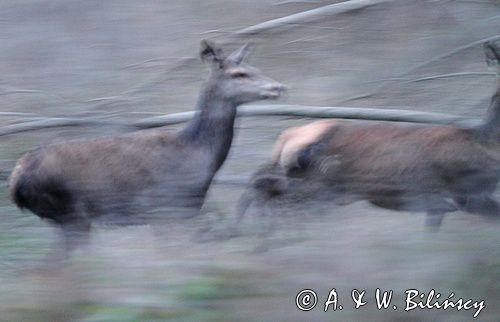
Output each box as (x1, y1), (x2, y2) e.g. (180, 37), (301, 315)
(479, 82), (500, 140)
(179, 84), (238, 172)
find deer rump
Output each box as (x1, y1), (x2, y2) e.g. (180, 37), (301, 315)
(275, 120), (500, 214)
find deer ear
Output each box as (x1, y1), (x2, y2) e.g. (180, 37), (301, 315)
(226, 43), (251, 65)
(200, 40), (224, 66)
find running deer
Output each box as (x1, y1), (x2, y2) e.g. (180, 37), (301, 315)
(8, 40), (286, 251)
(235, 41), (500, 230)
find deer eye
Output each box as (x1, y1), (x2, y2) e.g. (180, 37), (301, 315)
(231, 71), (248, 78)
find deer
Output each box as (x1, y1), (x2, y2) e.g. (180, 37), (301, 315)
(234, 41), (500, 232)
(8, 40), (286, 253)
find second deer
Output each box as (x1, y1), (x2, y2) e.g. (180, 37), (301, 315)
(235, 41), (500, 230)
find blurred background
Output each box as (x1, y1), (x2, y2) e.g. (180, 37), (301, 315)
(1, 0), (500, 321)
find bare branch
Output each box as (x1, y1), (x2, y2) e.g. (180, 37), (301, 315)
(0, 112), (38, 117)
(0, 117), (126, 137)
(0, 105), (480, 137)
(236, 105), (477, 126)
(134, 105), (477, 129)
(236, 0), (393, 36)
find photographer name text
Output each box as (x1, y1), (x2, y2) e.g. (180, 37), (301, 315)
(295, 288), (485, 318)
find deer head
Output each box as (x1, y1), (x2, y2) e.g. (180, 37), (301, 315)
(200, 40), (286, 105)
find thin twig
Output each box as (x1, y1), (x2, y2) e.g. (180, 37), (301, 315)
(342, 35), (500, 103)
(404, 35), (500, 76)
(0, 86), (66, 102)
(410, 72), (496, 83)
(274, 0), (321, 6)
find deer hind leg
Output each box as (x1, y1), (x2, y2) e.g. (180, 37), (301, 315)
(230, 165), (289, 232)
(442, 168), (499, 218)
(35, 209), (91, 272)
(214, 185), (266, 240)
(425, 210), (445, 230)
(212, 186), (259, 240)
(424, 197), (457, 231)
(369, 192), (456, 230)
(26, 216), (90, 275)
(56, 200), (91, 256)
(454, 195), (500, 219)
(30, 182), (91, 264)
(60, 218), (91, 255)
(232, 187), (257, 230)
(253, 173), (289, 236)
(368, 195), (448, 230)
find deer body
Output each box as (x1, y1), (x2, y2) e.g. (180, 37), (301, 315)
(11, 132), (212, 224)
(8, 40), (285, 249)
(239, 116), (500, 229)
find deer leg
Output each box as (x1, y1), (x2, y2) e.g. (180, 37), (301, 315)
(234, 187), (256, 229)
(425, 210), (445, 230)
(251, 204), (277, 253)
(193, 200), (238, 243)
(256, 202), (278, 238)
(217, 187), (257, 239)
(454, 195), (500, 218)
(60, 219), (91, 255)
(193, 200), (225, 237)
(32, 218), (91, 273)
(230, 172), (288, 236)
(424, 196), (457, 231)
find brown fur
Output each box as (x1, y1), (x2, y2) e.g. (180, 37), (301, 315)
(310, 121), (499, 198)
